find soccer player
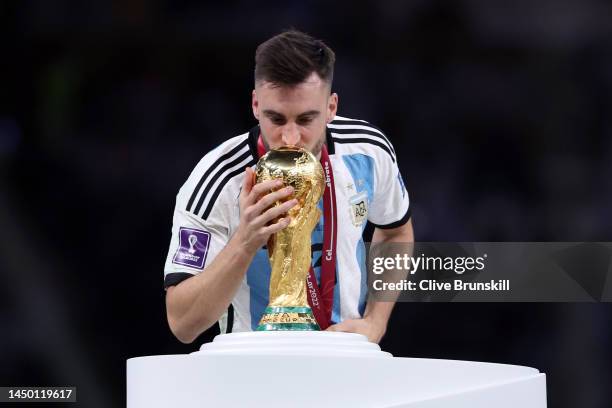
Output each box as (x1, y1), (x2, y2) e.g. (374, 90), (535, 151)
(164, 30), (414, 344)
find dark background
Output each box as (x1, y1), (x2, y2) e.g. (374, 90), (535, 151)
(1, 0), (611, 406)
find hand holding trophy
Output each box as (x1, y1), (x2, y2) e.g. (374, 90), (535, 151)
(255, 146), (325, 331)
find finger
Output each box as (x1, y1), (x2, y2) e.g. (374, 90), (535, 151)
(241, 167), (255, 200)
(248, 179), (284, 204)
(261, 217), (291, 235)
(254, 186), (294, 213)
(254, 199), (298, 226)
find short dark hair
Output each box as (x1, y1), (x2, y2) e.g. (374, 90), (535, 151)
(254, 30), (335, 87)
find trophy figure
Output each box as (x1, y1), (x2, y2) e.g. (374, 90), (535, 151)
(255, 146), (325, 331)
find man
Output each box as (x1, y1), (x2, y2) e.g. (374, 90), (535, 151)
(164, 30), (414, 344)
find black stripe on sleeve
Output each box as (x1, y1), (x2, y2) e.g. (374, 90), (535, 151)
(202, 157), (257, 219)
(164, 272), (195, 289)
(330, 119), (387, 138)
(330, 136), (396, 163)
(330, 119), (369, 126)
(329, 121), (396, 156)
(186, 139), (249, 212)
(330, 128), (396, 159)
(193, 150), (253, 215)
(370, 207), (412, 230)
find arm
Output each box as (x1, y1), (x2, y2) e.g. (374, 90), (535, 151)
(166, 235), (255, 344)
(166, 167), (296, 343)
(327, 218), (414, 343)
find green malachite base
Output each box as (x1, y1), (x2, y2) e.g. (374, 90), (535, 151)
(256, 306), (320, 331)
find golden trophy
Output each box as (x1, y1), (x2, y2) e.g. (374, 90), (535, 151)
(255, 146), (325, 331)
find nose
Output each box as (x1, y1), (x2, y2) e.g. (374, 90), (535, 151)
(281, 123), (301, 146)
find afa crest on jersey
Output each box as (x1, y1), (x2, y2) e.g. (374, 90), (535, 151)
(349, 191), (368, 227)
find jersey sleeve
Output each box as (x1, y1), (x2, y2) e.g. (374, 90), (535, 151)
(163, 157), (236, 289)
(367, 144), (411, 229)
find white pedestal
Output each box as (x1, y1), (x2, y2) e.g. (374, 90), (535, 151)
(127, 332), (546, 407)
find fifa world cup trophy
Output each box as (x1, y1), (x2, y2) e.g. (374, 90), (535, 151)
(255, 146), (324, 330)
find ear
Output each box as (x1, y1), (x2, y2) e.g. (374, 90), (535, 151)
(327, 92), (338, 123)
(252, 89), (259, 120)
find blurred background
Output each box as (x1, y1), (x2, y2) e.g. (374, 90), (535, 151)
(1, 0), (611, 406)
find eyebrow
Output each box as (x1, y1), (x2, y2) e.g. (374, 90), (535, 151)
(262, 110), (321, 120)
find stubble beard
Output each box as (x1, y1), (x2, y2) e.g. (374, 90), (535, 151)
(310, 132), (326, 158)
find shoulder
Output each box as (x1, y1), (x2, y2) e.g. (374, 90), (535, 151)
(328, 115), (397, 163)
(178, 130), (257, 219)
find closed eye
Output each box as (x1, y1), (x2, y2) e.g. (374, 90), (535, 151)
(263, 110), (286, 126)
(296, 111), (320, 126)
(296, 116), (314, 126)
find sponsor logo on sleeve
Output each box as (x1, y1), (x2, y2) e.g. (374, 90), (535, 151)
(172, 227), (211, 269)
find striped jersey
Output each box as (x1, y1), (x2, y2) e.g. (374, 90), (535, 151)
(164, 115), (411, 333)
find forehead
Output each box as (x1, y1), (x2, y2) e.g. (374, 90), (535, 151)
(256, 73), (329, 108)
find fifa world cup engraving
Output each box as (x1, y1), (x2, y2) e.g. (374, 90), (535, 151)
(255, 146), (324, 331)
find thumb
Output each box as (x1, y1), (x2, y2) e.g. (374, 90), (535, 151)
(326, 324), (338, 332)
(326, 320), (353, 333)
